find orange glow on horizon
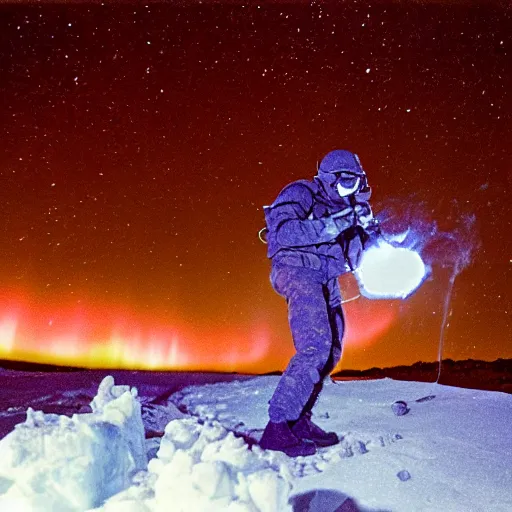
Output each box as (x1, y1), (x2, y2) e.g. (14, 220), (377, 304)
(0, 286), (397, 372)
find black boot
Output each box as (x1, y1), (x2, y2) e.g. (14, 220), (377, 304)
(291, 412), (339, 448)
(259, 421), (316, 457)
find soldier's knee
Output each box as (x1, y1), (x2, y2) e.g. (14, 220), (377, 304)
(300, 345), (331, 376)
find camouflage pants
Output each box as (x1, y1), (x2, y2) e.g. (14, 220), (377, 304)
(268, 264), (344, 423)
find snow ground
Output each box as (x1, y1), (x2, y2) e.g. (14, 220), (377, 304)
(0, 373), (510, 511)
(170, 376), (512, 512)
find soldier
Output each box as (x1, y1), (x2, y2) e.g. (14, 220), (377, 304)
(260, 149), (378, 457)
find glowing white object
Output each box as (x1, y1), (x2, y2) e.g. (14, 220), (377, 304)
(355, 241), (427, 299)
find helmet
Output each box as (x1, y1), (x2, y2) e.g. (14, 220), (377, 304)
(317, 150), (368, 200)
(319, 150), (365, 176)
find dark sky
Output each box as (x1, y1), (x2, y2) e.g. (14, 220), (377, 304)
(0, 1), (510, 372)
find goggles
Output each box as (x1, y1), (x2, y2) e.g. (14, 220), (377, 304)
(331, 170), (364, 189)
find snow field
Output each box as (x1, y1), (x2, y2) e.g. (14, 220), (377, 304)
(0, 373), (511, 511)
(170, 376), (512, 511)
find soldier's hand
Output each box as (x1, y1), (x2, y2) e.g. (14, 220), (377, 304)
(354, 202), (374, 229)
(331, 206), (357, 231)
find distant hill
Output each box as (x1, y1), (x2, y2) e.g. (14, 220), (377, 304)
(0, 359), (86, 372)
(1, 358), (510, 394)
(333, 358), (512, 394)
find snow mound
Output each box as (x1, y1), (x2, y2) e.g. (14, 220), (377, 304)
(0, 375), (147, 512)
(97, 417), (293, 512)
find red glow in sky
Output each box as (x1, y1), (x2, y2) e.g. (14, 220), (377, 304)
(0, 288), (398, 372)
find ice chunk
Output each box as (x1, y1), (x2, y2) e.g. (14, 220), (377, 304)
(90, 375), (135, 413)
(84, 376), (147, 473)
(190, 460), (233, 499)
(247, 468), (292, 512)
(148, 418), (292, 512)
(0, 375), (147, 512)
(201, 431), (264, 472)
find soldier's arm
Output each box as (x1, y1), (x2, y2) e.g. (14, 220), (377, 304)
(268, 184), (356, 248)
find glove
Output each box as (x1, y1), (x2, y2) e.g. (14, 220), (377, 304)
(354, 202), (374, 229)
(331, 206), (358, 232)
(330, 202), (376, 238)
(330, 202), (376, 237)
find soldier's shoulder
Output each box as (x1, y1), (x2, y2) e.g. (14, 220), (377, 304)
(275, 179), (318, 201)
